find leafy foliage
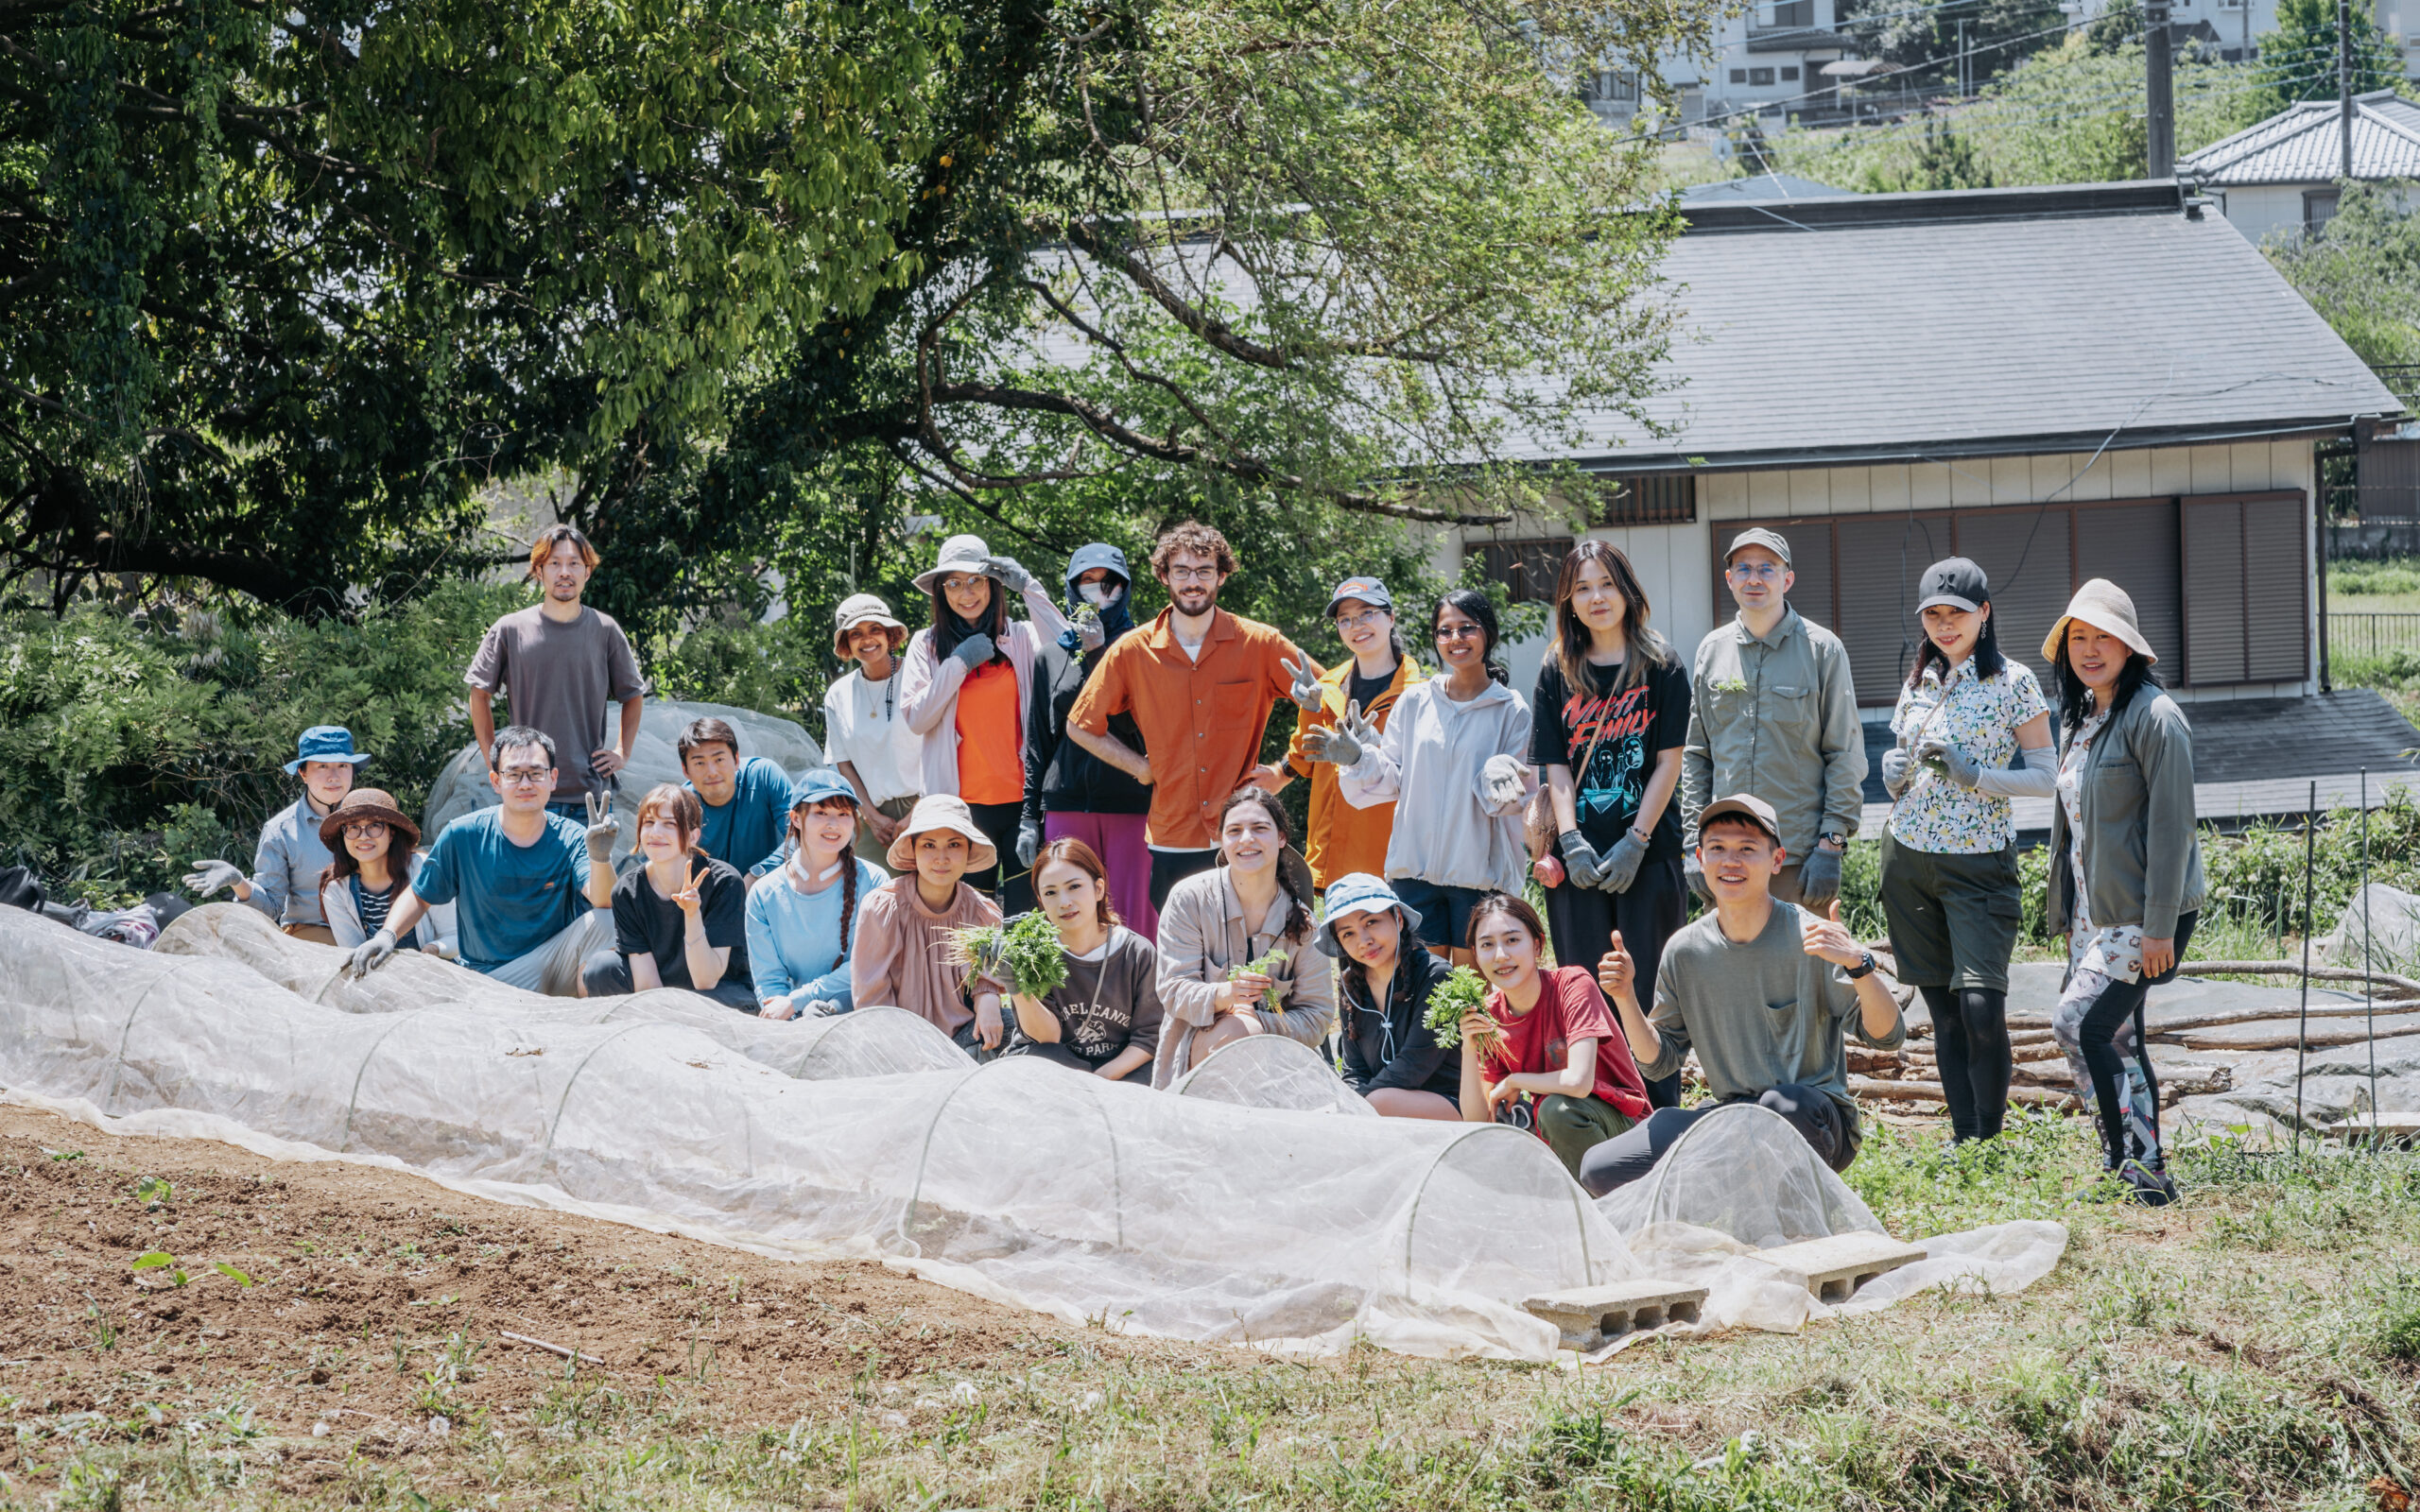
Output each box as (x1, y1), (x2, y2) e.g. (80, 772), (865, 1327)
(1840, 0), (2066, 92)
(947, 911), (1069, 998)
(2266, 182), (2420, 369)
(2247, 0), (2406, 114)
(1422, 966), (1495, 1052)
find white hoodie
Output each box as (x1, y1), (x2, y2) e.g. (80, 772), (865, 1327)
(1337, 677), (1532, 894)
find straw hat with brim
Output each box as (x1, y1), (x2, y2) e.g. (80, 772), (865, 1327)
(317, 789), (422, 851)
(831, 593), (908, 658)
(2042, 578), (2157, 664)
(911, 534), (995, 595)
(885, 794), (998, 873)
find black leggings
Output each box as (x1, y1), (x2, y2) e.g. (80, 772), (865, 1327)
(1922, 985), (2012, 1142)
(963, 799), (1033, 915)
(2066, 911), (2197, 1170)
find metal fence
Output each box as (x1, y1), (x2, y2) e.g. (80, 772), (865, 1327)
(2330, 611), (2420, 662)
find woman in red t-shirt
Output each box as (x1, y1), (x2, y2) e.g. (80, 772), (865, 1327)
(1455, 892), (1651, 1179)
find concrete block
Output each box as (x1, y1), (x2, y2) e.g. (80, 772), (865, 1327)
(1522, 1279), (1709, 1350)
(2335, 1110), (2420, 1147)
(1747, 1232), (1927, 1303)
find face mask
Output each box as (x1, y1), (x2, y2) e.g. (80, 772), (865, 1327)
(1079, 582), (1123, 610)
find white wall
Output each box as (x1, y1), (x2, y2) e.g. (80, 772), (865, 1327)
(2212, 183), (2418, 247)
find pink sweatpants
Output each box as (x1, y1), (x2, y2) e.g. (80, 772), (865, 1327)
(1044, 811), (1158, 942)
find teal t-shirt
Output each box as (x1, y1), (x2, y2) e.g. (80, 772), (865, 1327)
(688, 756), (793, 877)
(414, 808), (590, 973)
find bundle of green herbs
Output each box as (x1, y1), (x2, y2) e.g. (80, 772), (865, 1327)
(1423, 966), (1499, 1055)
(945, 911), (1069, 998)
(1225, 948), (1290, 1012)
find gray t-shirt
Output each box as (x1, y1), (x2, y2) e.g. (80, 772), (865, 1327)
(1644, 900), (1903, 1110)
(464, 605), (647, 800)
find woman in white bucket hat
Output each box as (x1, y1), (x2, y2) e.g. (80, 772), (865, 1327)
(899, 534), (1069, 914)
(2041, 579), (2204, 1208)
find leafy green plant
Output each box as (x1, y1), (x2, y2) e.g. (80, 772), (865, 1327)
(131, 1252), (188, 1288)
(133, 1176), (171, 1209)
(1226, 949), (1292, 1012)
(1423, 967), (1495, 1053)
(947, 912), (1069, 998)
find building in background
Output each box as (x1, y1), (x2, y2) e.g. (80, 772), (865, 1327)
(2182, 90), (2420, 242)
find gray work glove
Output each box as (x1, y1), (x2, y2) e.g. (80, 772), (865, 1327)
(804, 998), (842, 1018)
(982, 555), (1036, 594)
(583, 793), (621, 864)
(1015, 818), (1042, 869)
(1303, 700), (1376, 766)
(1478, 752), (1527, 812)
(1915, 733), (1981, 790)
(1798, 844), (1843, 909)
(1683, 851), (1711, 905)
(345, 928), (397, 978)
(1072, 605), (1105, 654)
(1599, 831), (1648, 894)
(1558, 830), (1609, 890)
(1280, 655), (1323, 713)
(182, 859), (246, 898)
(1880, 746), (1917, 799)
(951, 631), (996, 671)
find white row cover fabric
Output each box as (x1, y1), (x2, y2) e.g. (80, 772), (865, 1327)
(1169, 1034), (1377, 1116)
(0, 907), (1634, 1359)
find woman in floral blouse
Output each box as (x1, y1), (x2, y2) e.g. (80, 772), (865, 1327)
(1876, 558), (2054, 1144)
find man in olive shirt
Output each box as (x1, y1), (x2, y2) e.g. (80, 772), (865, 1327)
(1680, 527), (1865, 908)
(1583, 794), (1904, 1194)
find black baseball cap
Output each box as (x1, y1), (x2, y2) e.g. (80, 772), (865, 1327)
(1917, 558), (1990, 614)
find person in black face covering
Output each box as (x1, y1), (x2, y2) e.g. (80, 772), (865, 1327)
(1019, 543), (1162, 937)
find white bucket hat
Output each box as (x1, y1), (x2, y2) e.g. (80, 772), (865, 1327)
(831, 593), (908, 657)
(912, 534), (995, 595)
(2042, 578), (2156, 665)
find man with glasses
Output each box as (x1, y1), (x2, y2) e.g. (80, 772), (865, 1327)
(1067, 521), (1314, 910)
(1680, 529), (1867, 909)
(342, 727), (617, 995)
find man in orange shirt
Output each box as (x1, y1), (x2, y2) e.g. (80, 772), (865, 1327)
(1068, 522), (1315, 911)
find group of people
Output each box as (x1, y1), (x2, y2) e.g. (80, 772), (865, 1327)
(183, 516), (2204, 1204)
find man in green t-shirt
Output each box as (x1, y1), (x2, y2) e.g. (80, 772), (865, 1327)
(1583, 793), (1904, 1195)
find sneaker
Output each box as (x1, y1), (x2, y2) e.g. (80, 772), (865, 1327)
(2118, 1159), (2178, 1208)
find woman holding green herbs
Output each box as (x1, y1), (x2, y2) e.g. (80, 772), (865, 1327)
(1003, 839), (1164, 1081)
(1320, 873), (1463, 1119)
(1150, 786), (1336, 1087)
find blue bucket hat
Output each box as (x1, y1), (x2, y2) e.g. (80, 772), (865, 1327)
(283, 725), (373, 775)
(787, 767), (859, 811)
(1063, 541), (1132, 589)
(1314, 872), (1422, 958)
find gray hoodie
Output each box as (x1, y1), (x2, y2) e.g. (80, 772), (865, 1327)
(1337, 677), (1532, 895)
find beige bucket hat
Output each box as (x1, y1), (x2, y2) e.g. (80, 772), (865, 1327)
(2042, 578), (2156, 664)
(885, 793), (999, 873)
(832, 593), (908, 658)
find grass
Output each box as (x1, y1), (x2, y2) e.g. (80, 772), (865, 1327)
(10, 1126), (2416, 1510)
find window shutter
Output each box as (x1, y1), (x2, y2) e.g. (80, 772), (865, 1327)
(1952, 507), (2073, 690)
(1834, 514), (1946, 705)
(2077, 500), (2182, 672)
(2181, 498), (2246, 684)
(2241, 494), (2308, 682)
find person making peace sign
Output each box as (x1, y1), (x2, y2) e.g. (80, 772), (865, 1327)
(580, 783), (757, 1010)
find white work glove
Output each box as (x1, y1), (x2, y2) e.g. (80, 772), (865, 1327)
(804, 998), (841, 1017)
(1071, 604), (1105, 654)
(1303, 700), (1377, 766)
(1280, 655), (1322, 713)
(1478, 753), (1527, 812)
(345, 928), (397, 978)
(182, 859), (246, 898)
(983, 555), (1036, 594)
(951, 631), (996, 670)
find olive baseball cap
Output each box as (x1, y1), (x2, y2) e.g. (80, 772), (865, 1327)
(1723, 528), (1792, 568)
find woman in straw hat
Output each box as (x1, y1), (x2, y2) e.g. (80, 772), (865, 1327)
(317, 790), (457, 958)
(821, 593), (921, 859)
(849, 794), (1010, 1057)
(899, 534), (1069, 914)
(2042, 580), (2204, 1207)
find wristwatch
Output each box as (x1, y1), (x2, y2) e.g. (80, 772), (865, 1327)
(1844, 950), (1876, 980)
(1819, 830), (1847, 850)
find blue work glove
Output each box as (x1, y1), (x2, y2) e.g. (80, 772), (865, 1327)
(951, 631), (996, 671)
(1599, 831), (1648, 893)
(1558, 830), (1608, 889)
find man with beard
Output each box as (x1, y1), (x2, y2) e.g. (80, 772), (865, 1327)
(1067, 522), (1314, 911)
(464, 525), (648, 821)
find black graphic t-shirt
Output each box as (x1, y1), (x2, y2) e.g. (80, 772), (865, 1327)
(1528, 655), (1692, 860)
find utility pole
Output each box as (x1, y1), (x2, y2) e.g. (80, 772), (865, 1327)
(2338, 0), (2355, 181)
(1957, 18), (1971, 96)
(2146, 0), (2174, 179)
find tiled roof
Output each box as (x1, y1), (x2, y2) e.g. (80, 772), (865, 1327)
(2180, 91), (2420, 185)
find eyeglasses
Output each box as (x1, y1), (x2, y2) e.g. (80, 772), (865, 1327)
(1728, 562), (1785, 582)
(939, 575), (989, 595)
(1435, 623), (1484, 641)
(1164, 566), (1220, 584)
(342, 820), (389, 838)
(1335, 610), (1390, 631)
(498, 766), (553, 785)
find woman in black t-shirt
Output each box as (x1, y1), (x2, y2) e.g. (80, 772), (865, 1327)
(579, 783), (755, 1010)
(1527, 541), (1690, 1108)
(1004, 839), (1163, 1079)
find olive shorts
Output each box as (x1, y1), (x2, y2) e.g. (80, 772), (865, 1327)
(1876, 833), (2021, 994)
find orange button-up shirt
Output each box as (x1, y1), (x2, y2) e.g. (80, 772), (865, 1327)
(1068, 608), (1304, 850)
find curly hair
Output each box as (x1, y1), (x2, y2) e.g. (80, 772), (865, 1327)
(1150, 521), (1236, 581)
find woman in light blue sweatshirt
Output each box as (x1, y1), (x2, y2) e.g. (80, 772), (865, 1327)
(744, 770), (886, 1019)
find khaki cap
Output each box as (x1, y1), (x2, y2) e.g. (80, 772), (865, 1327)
(1723, 527), (1792, 568)
(1697, 792), (1783, 846)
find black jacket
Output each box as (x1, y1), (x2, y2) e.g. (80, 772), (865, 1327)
(1024, 636), (1152, 824)
(1340, 943), (1461, 1101)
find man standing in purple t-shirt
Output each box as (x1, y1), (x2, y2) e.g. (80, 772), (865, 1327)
(465, 525), (648, 820)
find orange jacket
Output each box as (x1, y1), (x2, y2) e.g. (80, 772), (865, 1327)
(1286, 656), (1422, 888)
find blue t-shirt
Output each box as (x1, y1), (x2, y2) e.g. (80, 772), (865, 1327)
(689, 757), (793, 877)
(413, 809), (591, 973)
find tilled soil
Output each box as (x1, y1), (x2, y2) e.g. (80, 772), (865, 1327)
(0, 1103), (1201, 1496)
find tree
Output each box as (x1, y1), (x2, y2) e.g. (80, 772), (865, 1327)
(1839, 0), (2067, 94)
(2266, 182), (2420, 371)
(2251, 0), (2404, 116)
(1, 0), (941, 614)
